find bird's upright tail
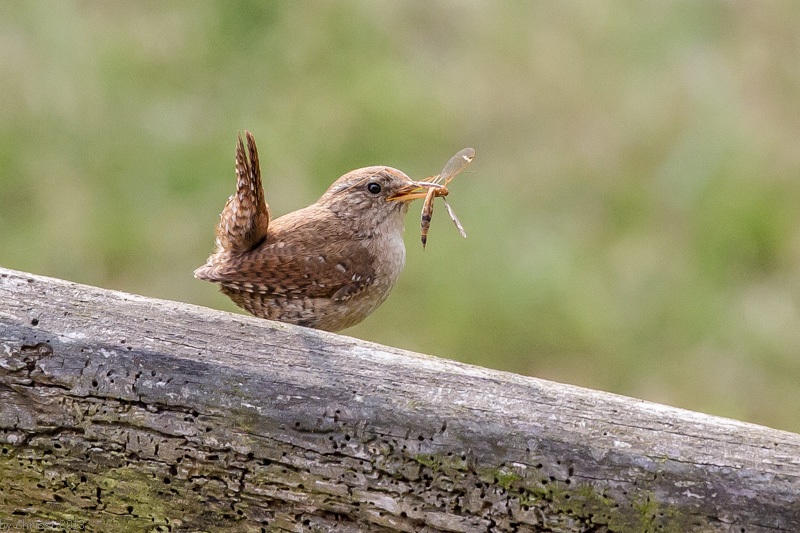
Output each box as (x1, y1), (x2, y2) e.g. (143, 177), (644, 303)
(194, 130), (271, 280)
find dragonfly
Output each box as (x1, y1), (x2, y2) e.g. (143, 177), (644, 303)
(420, 147), (475, 249)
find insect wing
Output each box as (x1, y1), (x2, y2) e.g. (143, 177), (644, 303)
(439, 147), (475, 187)
(442, 197), (467, 238)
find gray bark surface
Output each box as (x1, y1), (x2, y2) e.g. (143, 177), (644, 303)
(0, 266), (798, 532)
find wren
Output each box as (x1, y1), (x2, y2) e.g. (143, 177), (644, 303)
(194, 131), (442, 332)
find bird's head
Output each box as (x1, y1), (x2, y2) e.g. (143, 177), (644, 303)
(318, 166), (444, 235)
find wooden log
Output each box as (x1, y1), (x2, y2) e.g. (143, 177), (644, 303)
(0, 266), (798, 532)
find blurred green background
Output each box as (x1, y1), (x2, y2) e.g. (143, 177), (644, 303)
(2, 2), (799, 432)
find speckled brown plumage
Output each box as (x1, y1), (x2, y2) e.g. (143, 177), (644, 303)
(194, 131), (438, 332)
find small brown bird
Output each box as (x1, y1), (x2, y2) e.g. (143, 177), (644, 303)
(194, 131), (445, 332)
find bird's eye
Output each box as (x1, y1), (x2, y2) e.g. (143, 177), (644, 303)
(367, 182), (382, 194)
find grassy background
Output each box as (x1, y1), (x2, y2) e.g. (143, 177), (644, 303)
(2, 2), (800, 432)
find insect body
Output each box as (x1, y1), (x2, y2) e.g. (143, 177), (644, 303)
(420, 147), (475, 248)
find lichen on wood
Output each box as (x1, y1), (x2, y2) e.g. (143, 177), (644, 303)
(1, 266), (799, 532)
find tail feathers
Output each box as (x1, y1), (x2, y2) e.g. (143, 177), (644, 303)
(214, 130), (270, 254)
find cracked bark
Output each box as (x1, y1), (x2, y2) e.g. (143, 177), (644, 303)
(0, 266), (799, 533)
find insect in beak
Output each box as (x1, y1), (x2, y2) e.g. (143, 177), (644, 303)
(418, 147), (475, 249)
(386, 181), (448, 202)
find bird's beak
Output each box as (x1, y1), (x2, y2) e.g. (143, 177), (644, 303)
(387, 181), (448, 202)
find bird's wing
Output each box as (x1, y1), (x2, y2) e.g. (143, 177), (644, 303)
(214, 130), (271, 254)
(198, 208), (376, 301)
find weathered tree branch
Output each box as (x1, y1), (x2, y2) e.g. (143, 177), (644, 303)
(0, 266), (798, 532)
